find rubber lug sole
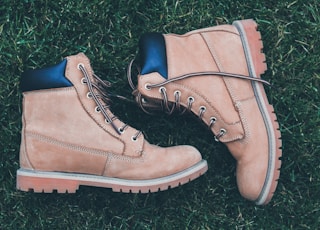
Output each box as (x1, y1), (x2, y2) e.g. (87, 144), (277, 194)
(233, 19), (282, 205)
(16, 160), (208, 193)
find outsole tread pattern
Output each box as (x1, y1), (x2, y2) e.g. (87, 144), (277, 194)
(16, 164), (208, 194)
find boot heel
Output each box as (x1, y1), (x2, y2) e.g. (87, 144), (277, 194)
(233, 19), (267, 78)
(16, 169), (79, 193)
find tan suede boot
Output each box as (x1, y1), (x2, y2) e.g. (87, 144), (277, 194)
(17, 53), (208, 193)
(128, 19), (282, 204)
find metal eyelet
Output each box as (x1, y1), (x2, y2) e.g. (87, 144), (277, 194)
(186, 96), (195, 110)
(188, 96), (195, 103)
(199, 106), (206, 119)
(159, 86), (166, 93)
(87, 92), (92, 99)
(131, 131), (141, 142)
(119, 124), (128, 134)
(77, 63), (84, 70)
(215, 128), (227, 142)
(144, 83), (151, 90)
(118, 127), (124, 134)
(209, 117), (217, 127)
(95, 106), (101, 113)
(105, 118), (110, 124)
(174, 91), (181, 107)
(81, 78), (87, 84)
(199, 106), (206, 112)
(174, 90), (181, 97)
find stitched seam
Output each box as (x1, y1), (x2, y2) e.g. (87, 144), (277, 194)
(172, 28), (240, 37)
(108, 152), (145, 163)
(26, 131), (144, 162)
(198, 32), (246, 141)
(200, 33), (224, 71)
(27, 131), (109, 156)
(234, 101), (250, 144)
(21, 98), (34, 169)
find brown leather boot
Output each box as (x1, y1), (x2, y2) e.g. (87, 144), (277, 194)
(17, 53), (208, 193)
(128, 19), (282, 204)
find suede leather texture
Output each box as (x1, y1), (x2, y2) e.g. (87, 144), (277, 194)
(136, 24), (271, 200)
(20, 53), (202, 180)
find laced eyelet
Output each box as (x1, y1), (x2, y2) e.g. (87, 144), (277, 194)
(95, 106), (101, 113)
(81, 78), (87, 84)
(144, 83), (151, 90)
(105, 118), (110, 124)
(186, 96), (195, 110)
(215, 128), (227, 142)
(209, 117), (217, 127)
(131, 131), (141, 142)
(174, 91), (182, 110)
(118, 127), (124, 134)
(77, 63), (84, 70)
(159, 86), (166, 93)
(174, 90), (181, 98)
(188, 96), (195, 103)
(199, 106), (206, 119)
(118, 124), (128, 134)
(87, 92), (92, 99)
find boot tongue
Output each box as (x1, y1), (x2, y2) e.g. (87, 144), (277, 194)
(139, 33), (168, 79)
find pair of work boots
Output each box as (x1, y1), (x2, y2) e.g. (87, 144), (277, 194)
(17, 19), (282, 205)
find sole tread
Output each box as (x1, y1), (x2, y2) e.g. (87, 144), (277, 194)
(16, 161), (208, 194)
(235, 19), (282, 205)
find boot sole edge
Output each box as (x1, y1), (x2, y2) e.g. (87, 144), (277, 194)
(233, 19), (282, 205)
(16, 160), (208, 193)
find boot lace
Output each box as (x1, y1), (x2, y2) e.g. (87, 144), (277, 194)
(78, 63), (142, 140)
(127, 59), (270, 141)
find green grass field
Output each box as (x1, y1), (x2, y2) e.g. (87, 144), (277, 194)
(1, 0), (319, 229)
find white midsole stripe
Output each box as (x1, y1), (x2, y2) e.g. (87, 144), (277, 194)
(233, 20), (276, 205)
(17, 160), (208, 187)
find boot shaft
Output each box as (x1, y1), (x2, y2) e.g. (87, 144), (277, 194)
(130, 19), (282, 205)
(135, 21), (267, 143)
(20, 53), (145, 172)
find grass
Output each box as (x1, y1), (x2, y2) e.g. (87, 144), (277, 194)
(1, 0), (319, 229)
